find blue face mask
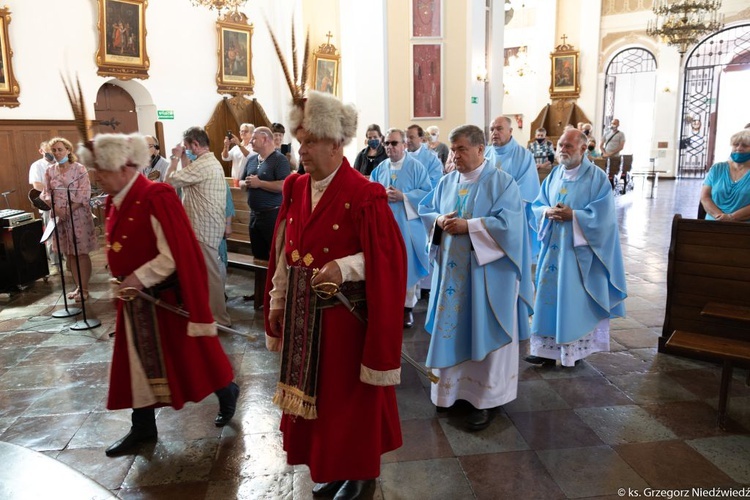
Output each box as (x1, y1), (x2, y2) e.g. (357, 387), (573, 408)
(367, 139), (380, 149)
(57, 155), (69, 165)
(731, 151), (750, 164)
(185, 149), (198, 162)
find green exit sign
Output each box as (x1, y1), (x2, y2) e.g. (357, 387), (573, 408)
(471, 97), (478, 104)
(157, 110), (174, 120)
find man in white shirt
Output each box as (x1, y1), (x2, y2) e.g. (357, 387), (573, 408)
(28, 141), (53, 192)
(222, 123), (254, 180)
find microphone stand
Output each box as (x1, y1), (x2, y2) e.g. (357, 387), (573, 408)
(63, 180), (100, 331)
(49, 187), (81, 318)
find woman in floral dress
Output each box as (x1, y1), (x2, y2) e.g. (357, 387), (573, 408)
(41, 137), (98, 301)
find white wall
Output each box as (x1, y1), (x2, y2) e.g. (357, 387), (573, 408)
(0, 0), (296, 147)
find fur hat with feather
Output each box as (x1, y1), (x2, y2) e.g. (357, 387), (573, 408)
(266, 18), (357, 145)
(77, 134), (150, 172)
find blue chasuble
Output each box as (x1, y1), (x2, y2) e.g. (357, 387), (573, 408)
(409, 145), (443, 189)
(531, 158), (627, 344)
(371, 155), (430, 288)
(418, 164), (534, 369)
(485, 137), (541, 259)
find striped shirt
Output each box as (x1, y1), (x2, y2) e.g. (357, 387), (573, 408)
(167, 153), (227, 249)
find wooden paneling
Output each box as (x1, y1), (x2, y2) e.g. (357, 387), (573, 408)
(0, 120), (79, 213)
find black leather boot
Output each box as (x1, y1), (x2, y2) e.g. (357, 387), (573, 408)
(105, 408), (157, 457)
(214, 381), (240, 427)
(333, 480), (375, 500)
(403, 308), (414, 328)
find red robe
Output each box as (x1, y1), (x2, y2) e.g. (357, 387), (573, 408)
(106, 175), (234, 410)
(264, 160), (407, 482)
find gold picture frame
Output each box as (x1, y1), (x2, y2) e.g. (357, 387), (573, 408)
(549, 40), (579, 99)
(312, 35), (340, 96)
(0, 7), (20, 107)
(96, 0), (150, 80)
(216, 10), (254, 96)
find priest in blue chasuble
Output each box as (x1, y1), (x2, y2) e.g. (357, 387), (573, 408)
(527, 129), (627, 367)
(419, 125), (534, 431)
(371, 128), (431, 328)
(485, 115), (541, 260)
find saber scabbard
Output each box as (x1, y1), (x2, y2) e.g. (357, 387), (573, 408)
(312, 280), (439, 384)
(118, 286), (257, 341)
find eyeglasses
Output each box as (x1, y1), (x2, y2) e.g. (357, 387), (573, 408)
(147, 144), (156, 148)
(383, 141), (402, 147)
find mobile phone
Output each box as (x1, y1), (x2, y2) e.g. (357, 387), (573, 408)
(281, 143), (290, 155)
(226, 131), (233, 139)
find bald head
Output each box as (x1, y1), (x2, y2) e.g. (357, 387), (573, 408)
(489, 116), (513, 147)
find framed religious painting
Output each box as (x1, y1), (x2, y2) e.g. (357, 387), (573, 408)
(549, 43), (580, 99)
(216, 10), (254, 95)
(411, 0), (442, 38)
(312, 37), (340, 96)
(0, 7), (20, 107)
(411, 43), (442, 119)
(96, 0), (150, 80)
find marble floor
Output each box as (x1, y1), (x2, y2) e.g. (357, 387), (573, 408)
(2, 178), (750, 499)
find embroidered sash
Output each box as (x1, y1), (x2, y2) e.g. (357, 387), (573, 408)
(272, 266), (366, 419)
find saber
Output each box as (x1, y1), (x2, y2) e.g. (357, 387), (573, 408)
(118, 286), (257, 341)
(313, 281), (439, 384)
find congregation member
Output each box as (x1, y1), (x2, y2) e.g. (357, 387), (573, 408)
(371, 128), (431, 328)
(419, 124), (533, 431)
(79, 133), (239, 457)
(41, 137), (98, 302)
(239, 126), (291, 261)
(426, 125), (450, 166)
(406, 124), (443, 188)
(264, 90), (406, 500)
(222, 122), (254, 180)
(528, 127), (555, 171)
(142, 136), (169, 182)
(486, 115), (541, 258)
(353, 123), (388, 176)
(166, 127), (231, 327)
(271, 122), (299, 172)
(527, 129), (627, 367)
(28, 141), (53, 192)
(600, 118), (625, 160)
(700, 129), (750, 221)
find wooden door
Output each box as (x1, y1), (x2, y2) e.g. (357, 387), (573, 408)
(94, 83), (138, 135)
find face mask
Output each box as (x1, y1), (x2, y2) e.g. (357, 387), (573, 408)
(185, 149), (197, 162)
(731, 151), (750, 164)
(588, 145), (595, 151)
(367, 139), (380, 149)
(583, 130), (590, 136)
(430, 134), (438, 142)
(536, 138), (545, 144)
(44, 153), (54, 162)
(57, 155), (69, 165)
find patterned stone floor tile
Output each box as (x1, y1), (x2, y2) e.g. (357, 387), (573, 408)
(575, 405), (677, 445)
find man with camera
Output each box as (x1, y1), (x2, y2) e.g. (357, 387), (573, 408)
(222, 123), (255, 180)
(239, 126), (291, 261)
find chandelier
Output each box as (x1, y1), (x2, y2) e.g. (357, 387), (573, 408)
(190, 0), (247, 14)
(647, 0), (724, 55)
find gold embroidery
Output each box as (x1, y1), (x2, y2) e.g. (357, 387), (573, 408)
(291, 250), (300, 262)
(112, 242), (122, 253)
(303, 253), (314, 266)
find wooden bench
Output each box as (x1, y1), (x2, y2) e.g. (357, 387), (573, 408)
(659, 215), (750, 427)
(666, 331), (750, 429)
(227, 251), (268, 310)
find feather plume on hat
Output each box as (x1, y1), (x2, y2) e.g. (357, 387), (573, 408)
(266, 18), (357, 145)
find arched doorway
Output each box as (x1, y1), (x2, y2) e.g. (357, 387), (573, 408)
(678, 23), (750, 178)
(602, 48), (657, 166)
(94, 83), (138, 134)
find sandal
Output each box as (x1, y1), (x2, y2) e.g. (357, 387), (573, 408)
(67, 288), (80, 300)
(73, 289), (89, 302)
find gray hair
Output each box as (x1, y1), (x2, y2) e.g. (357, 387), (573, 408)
(449, 125), (485, 147)
(730, 129), (750, 148)
(385, 128), (406, 142)
(183, 127), (210, 147)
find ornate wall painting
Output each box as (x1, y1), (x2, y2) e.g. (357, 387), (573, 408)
(0, 7), (20, 107)
(412, 0), (442, 38)
(217, 10), (254, 95)
(411, 43), (442, 119)
(96, 0), (150, 80)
